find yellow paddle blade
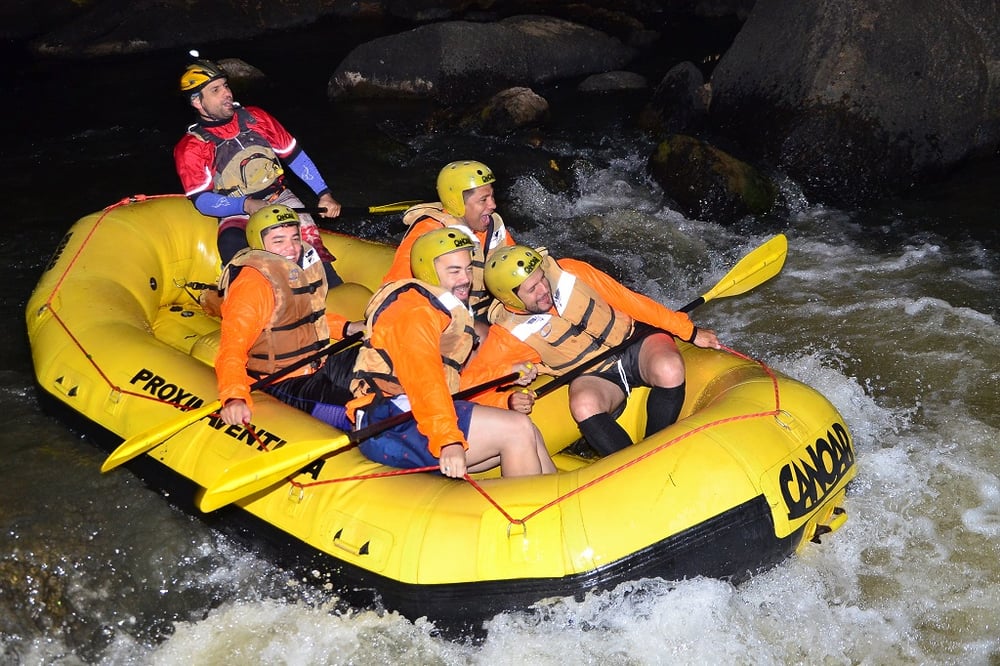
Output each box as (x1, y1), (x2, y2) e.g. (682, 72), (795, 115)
(198, 435), (351, 512)
(100, 338), (359, 474)
(368, 200), (424, 214)
(101, 400), (221, 473)
(702, 234), (787, 303)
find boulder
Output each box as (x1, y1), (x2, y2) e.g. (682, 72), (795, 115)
(328, 15), (636, 101)
(468, 87), (551, 135)
(648, 134), (777, 224)
(26, 0), (383, 57)
(709, 0), (1000, 206)
(577, 71), (648, 93)
(639, 61), (710, 136)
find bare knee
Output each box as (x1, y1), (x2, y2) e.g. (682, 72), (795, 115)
(568, 393), (604, 421)
(643, 353), (685, 387)
(507, 412), (540, 450)
(568, 378), (622, 422)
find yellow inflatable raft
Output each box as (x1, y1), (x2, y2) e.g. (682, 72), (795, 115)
(26, 195), (855, 631)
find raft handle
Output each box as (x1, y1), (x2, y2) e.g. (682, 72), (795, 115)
(333, 528), (371, 556)
(810, 506), (847, 544)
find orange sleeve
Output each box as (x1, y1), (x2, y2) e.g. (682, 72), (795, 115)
(371, 292), (467, 457)
(382, 218), (442, 283)
(325, 311), (349, 340)
(216, 269), (275, 408)
(562, 258), (696, 341)
(461, 324), (542, 409)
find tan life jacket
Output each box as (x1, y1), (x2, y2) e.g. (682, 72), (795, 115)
(402, 203), (509, 320)
(350, 279), (477, 399)
(487, 256), (634, 376)
(217, 245), (330, 377)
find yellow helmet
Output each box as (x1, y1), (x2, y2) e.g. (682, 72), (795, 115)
(246, 204), (300, 250)
(180, 58), (226, 95)
(436, 160), (496, 217)
(410, 227), (476, 285)
(483, 245), (544, 310)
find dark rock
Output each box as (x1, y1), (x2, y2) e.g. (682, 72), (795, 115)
(217, 58), (266, 83)
(577, 71), (648, 94)
(1, 0), (87, 44)
(640, 61), (710, 136)
(26, 0), (384, 57)
(386, 0), (491, 23)
(648, 134), (777, 223)
(328, 15), (636, 101)
(709, 0), (1000, 206)
(467, 87), (550, 135)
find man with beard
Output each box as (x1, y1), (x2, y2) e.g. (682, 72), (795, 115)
(349, 228), (555, 478)
(383, 161), (516, 326)
(483, 245), (721, 456)
(174, 55), (343, 283)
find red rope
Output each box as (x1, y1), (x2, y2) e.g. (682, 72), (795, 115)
(39, 194), (203, 412)
(42, 194), (180, 302)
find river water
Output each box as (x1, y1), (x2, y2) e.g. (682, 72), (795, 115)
(3, 18), (1000, 665)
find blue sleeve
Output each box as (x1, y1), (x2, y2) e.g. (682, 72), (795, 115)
(287, 149), (331, 197)
(192, 190), (246, 218)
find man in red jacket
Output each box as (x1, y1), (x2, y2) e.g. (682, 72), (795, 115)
(174, 56), (343, 282)
(484, 245), (721, 456)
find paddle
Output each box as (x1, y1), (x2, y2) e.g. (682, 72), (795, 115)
(197, 233), (788, 510)
(100, 331), (364, 473)
(676, 233), (787, 313)
(530, 233), (789, 400)
(197, 371), (521, 512)
(294, 200), (423, 217)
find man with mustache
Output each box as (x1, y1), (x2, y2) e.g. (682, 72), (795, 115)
(174, 56), (343, 284)
(349, 228), (554, 478)
(484, 245), (721, 456)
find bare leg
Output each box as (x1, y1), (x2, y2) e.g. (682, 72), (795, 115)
(638, 333), (685, 387)
(465, 405), (555, 476)
(567, 375), (624, 422)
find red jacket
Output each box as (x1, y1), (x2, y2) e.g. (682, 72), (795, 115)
(174, 105), (296, 199)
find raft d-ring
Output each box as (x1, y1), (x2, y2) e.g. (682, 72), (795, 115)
(773, 410), (794, 430)
(506, 521), (527, 539)
(287, 484), (305, 503)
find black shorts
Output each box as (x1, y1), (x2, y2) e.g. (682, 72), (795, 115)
(582, 338), (647, 397)
(264, 345), (359, 411)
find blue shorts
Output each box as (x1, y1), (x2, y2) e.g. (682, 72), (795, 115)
(357, 396), (475, 469)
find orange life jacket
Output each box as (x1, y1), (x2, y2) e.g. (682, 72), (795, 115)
(402, 203), (509, 320)
(351, 279), (476, 398)
(217, 245), (330, 376)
